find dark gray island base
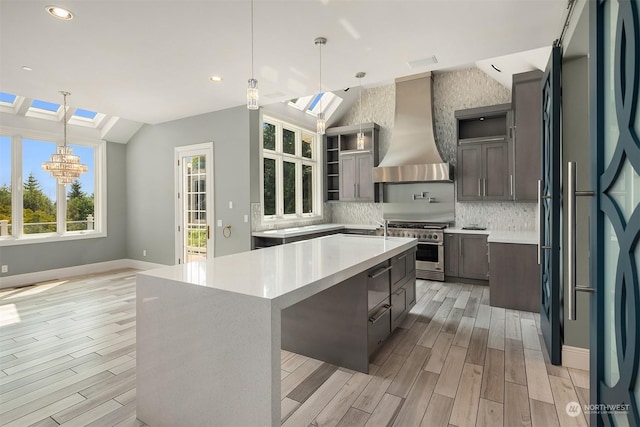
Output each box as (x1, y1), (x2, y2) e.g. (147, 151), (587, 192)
(282, 246), (417, 373)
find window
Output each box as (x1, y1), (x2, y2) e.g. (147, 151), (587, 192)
(0, 129), (106, 245)
(261, 117), (322, 221)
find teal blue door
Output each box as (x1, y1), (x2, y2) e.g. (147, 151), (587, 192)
(590, 0), (640, 425)
(540, 44), (563, 366)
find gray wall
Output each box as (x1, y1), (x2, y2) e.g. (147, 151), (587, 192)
(0, 142), (128, 277)
(562, 56), (590, 349)
(126, 106), (257, 264)
(332, 67), (536, 230)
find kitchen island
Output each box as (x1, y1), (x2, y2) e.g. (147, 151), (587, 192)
(136, 234), (416, 427)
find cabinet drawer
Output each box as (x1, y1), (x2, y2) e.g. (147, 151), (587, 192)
(391, 253), (408, 288)
(405, 281), (416, 307)
(368, 299), (391, 355)
(391, 287), (407, 324)
(367, 262), (391, 311)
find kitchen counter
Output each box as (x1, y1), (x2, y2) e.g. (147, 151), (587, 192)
(445, 227), (537, 245)
(136, 235), (416, 426)
(252, 223), (378, 239)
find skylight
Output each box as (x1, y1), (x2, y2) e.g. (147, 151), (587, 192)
(31, 99), (61, 112)
(0, 92), (17, 104)
(73, 109), (98, 119)
(307, 93), (323, 111)
(286, 92), (343, 121)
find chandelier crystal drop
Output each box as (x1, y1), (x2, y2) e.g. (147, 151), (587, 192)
(315, 37), (327, 135)
(42, 91), (88, 185)
(247, 0), (259, 110)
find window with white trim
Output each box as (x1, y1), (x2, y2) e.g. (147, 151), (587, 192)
(0, 130), (106, 245)
(262, 117), (322, 221)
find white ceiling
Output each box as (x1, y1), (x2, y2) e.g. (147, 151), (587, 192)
(0, 0), (567, 125)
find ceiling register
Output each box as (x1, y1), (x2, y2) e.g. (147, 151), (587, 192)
(41, 91), (88, 185)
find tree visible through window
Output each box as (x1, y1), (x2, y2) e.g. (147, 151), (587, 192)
(262, 117), (320, 220)
(0, 133), (102, 241)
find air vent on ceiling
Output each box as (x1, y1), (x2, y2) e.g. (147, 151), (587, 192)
(407, 55), (438, 69)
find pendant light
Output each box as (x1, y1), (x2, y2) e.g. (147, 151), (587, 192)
(247, 0), (258, 110)
(42, 91), (88, 185)
(355, 72), (366, 150)
(314, 37), (327, 135)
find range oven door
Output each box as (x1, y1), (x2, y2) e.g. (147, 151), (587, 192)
(415, 242), (443, 272)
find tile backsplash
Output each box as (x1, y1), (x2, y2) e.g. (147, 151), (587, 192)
(329, 67), (536, 231)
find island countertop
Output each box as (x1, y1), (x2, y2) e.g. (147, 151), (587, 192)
(140, 234), (416, 308)
(136, 234), (418, 426)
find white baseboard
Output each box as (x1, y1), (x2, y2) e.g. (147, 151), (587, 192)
(562, 345), (590, 371)
(0, 259), (169, 289)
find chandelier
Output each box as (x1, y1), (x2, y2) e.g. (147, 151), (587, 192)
(42, 91), (88, 185)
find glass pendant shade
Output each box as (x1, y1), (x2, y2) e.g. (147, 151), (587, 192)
(41, 91), (88, 185)
(316, 112), (326, 135)
(357, 132), (365, 150)
(247, 78), (259, 110)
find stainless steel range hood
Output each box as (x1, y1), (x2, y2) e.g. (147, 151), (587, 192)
(373, 72), (453, 183)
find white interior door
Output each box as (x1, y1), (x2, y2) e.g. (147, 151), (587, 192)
(175, 143), (214, 264)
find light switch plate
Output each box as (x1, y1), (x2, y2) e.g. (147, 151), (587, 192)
(229, 201), (233, 209)
(217, 220), (223, 227)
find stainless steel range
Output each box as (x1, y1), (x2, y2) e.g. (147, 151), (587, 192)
(387, 222), (447, 281)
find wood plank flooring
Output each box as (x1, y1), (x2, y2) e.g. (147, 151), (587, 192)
(0, 271), (590, 426)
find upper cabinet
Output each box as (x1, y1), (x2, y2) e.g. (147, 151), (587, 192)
(325, 123), (380, 202)
(512, 70), (543, 201)
(455, 70), (543, 202)
(455, 104), (512, 201)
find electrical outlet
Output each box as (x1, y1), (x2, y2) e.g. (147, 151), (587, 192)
(143, 250), (147, 257)
(1, 265), (7, 273)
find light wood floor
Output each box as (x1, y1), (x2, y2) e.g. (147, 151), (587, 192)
(0, 269), (590, 427)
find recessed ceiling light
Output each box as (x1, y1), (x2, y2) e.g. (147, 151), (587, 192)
(46, 6), (74, 20)
(22, 66), (33, 71)
(209, 75), (223, 82)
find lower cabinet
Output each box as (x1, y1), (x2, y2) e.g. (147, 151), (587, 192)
(444, 233), (489, 282)
(489, 243), (540, 312)
(281, 246), (416, 373)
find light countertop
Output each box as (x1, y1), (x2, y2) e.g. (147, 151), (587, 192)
(252, 223), (378, 239)
(139, 234), (416, 308)
(446, 227), (537, 245)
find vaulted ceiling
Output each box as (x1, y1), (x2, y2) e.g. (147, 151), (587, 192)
(0, 0), (567, 125)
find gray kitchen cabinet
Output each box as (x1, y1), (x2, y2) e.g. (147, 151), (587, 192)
(457, 144), (483, 201)
(340, 151), (375, 202)
(489, 242), (540, 312)
(281, 246), (416, 372)
(444, 233), (460, 277)
(444, 233), (489, 282)
(325, 123), (380, 202)
(455, 104), (512, 202)
(512, 70), (543, 201)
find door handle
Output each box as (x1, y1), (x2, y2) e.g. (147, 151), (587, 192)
(483, 178), (487, 196)
(369, 265), (391, 279)
(478, 179), (481, 197)
(207, 225), (210, 240)
(567, 162), (595, 321)
(537, 180), (552, 265)
(510, 174), (513, 196)
(369, 304), (391, 324)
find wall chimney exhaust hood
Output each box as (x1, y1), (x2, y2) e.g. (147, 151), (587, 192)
(373, 72), (453, 183)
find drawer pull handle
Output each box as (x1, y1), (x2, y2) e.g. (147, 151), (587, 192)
(369, 266), (391, 279)
(369, 304), (391, 324)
